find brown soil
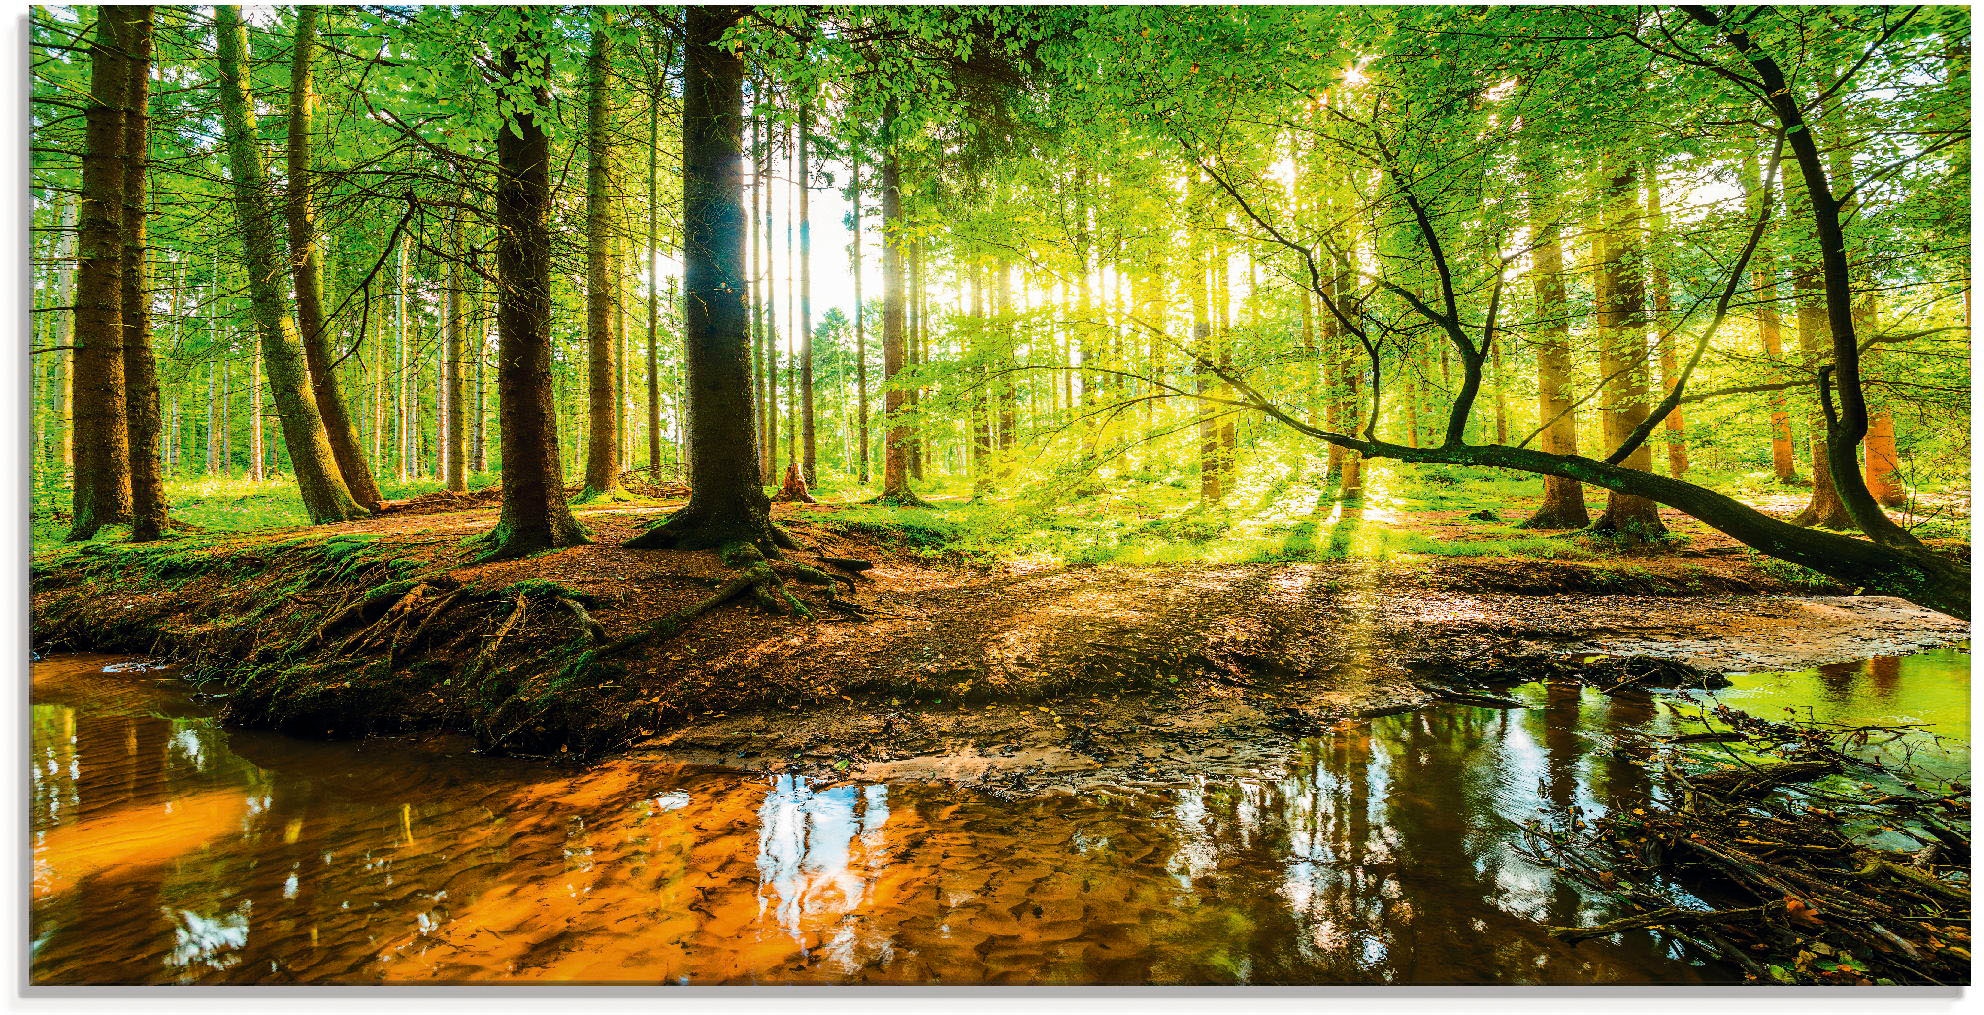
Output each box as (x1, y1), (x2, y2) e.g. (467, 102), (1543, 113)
(29, 499), (1968, 784)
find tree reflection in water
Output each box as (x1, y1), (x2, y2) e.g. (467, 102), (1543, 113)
(37, 650), (1960, 985)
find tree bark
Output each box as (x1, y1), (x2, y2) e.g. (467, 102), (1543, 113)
(214, 5), (364, 524)
(1645, 158), (1688, 478)
(121, 7), (168, 542)
(628, 5), (784, 552)
(798, 102), (817, 487)
(288, 5), (383, 511)
(1789, 259), (1854, 529)
(1519, 149), (1589, 529)
(1590, 154), (1665, 538)
(442, 205), (467, 494)
(68, 7), (132, 541)
(852, 153), (870, 484)
(581, 11), (624, 501)
(1740, 145), (1800, 484)
(484, 25), (589, 559)
(876, 124), (924, 505)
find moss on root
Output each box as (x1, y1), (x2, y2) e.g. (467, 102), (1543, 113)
(31, 533), (651, 760)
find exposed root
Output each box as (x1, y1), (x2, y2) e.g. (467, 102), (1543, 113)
(600, 540), (823, 657)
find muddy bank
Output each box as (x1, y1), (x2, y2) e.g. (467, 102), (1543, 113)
(29, 504), (1969, 769)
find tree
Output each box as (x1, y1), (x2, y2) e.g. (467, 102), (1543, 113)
(483, 15), (589, 560)
(628, 5), (788, 553)
(1588, 154), (1666, 540)
(580, 10), (626, 502)
(874, 118), (926, 506)
(215, 5), (365, 525)
(122, 6), (167, 542)
(1516, 143), (1589, 530)
(798, 100), (817, 487)
(67, 7), (133, 541)
(288, 5), (384, 511)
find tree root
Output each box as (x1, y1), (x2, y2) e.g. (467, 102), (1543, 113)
(598, 540), (826, 657)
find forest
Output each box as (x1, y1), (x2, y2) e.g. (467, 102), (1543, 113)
(23, 4), (1974, 988)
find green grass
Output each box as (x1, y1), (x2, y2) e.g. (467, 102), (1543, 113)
(29, 471), (503, 556)
(806, 458), (1606, 567)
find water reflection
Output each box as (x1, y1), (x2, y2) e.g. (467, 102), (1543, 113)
(30, 649), (1964, 985)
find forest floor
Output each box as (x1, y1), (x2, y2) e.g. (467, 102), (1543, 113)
(29, 465), (1970, 790)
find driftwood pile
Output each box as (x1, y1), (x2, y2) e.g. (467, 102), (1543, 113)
(1525, 699), (1969, 984)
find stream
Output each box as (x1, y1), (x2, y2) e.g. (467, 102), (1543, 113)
(28, 646), (1968, 985)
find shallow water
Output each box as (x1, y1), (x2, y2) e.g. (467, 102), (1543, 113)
(27, 648), (1968, 985)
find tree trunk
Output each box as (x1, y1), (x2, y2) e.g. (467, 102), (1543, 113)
(581, 11), (624, 501)
(852, 153), (870, 484)
(471, 309), (488, 473)
(877, 126), (923, 505)
(248, 339), (263, 481)
(628, 5), (783, 551)
(51, 194), (76, 486)
(996, 254), (1018, 454)
(1789, 261), (1854, 529)
(1687, 10), (1914, 545)
(1741, 146), (1800, 484)
(646, 58), (663, 476)
(442, 206), (468, 494)
(1590, 154), (1665, 538)
(798, 103), (816, 487)
(121, 7), (168, 542)
(1192, 248), (1222, 506)
(484, 27), (589, 559)
(907, 236), (924, 482)
(396, 235), (411, 483)
(288, 5), (383, 511)
(1645, 158), (1688, 478)
(68, 7), (132, 541)
(214, 5), (364, 524)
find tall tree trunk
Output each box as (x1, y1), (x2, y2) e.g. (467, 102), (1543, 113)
(1825, 128), (1908, 511)
(1590, 154), (1665, 538)
(50, 195), (77, 487)
(1789, 260), (1854, 529)
(1688, 10), (1914, 545)
(907, 235), (924, 481)
(1644, 158), (1688, 478)
(749, 98), (770, 484)
(628, 5), (784, 551)
(798, 103), (816, 487)
(581, 11), (624, 501)
(1519, 151), (1589, 528)
(762, 108), (780, 486)
(121, 7), (167, 541)
(248, 339), (263, 481)
(876, 121), (923, 506)
(288, 5), (383, 510)
(1192, 248), (1222, 506)
(1741, 146), (1800, 483)
(68, 7), (133, 541)
(852, 153), (870, 484)
(646, 56), (663, 476)
(214, 5), (364, 523)
(442, 206), (467, 494)
(471, 307), (488, 474)
(970, 259), (991, 496)
(396, 235), (411, 483)
(484, 26), (589, 559)
(996, 254), (1018, 454)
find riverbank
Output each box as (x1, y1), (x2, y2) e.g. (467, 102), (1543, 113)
(29, 499), (1969, 771)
